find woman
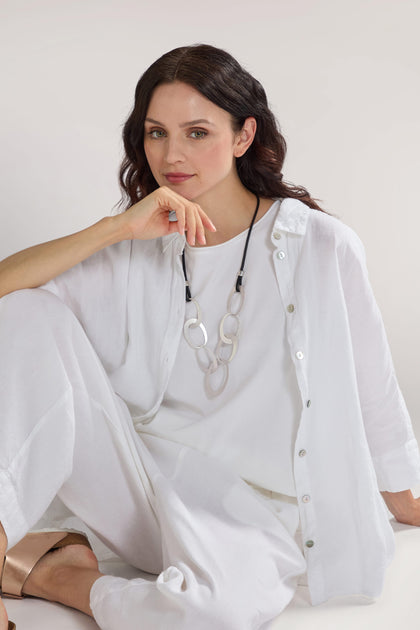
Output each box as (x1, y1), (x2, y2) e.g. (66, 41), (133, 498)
(1, 44), (420, 630)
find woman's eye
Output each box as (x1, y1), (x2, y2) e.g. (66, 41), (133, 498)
(148, 129), (166, 138)
(190, 129), (207, 139)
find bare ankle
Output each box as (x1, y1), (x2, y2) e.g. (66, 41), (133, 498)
(23, 544), (102, 617)
(46, 566), (102, 616)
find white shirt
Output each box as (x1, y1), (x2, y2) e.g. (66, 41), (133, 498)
(139, 201), (300, 496)
(44, 197), (420, 605)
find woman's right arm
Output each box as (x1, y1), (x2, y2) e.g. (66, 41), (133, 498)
(0, 187), (215, 299)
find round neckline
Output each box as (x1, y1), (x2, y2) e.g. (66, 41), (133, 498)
(185, 199), (280, 253)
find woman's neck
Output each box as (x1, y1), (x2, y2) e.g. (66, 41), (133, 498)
(193, 185), (274, 247)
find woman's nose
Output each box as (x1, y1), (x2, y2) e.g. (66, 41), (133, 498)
(164, 137), (186, 164)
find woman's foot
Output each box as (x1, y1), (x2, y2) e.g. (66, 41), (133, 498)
(23, 543), (103, 617)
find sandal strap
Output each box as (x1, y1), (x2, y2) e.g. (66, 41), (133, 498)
(1, 531), (91, 598)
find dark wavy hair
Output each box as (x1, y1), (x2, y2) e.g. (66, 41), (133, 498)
(118, 44), (324, 212)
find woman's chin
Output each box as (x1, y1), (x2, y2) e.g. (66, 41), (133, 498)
(161, 181), (197, 201)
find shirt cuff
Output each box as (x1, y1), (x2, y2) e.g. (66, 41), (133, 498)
(373, 438), (420, 492)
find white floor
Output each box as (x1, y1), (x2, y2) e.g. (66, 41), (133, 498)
(4, 518), (420, 630)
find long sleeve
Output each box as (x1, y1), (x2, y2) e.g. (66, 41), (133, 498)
(339, 232), (420, 491)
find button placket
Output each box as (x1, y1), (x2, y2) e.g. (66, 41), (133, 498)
(272, 220), (314, 554)
(271, 220), (284, 245)
(294, 375), (315, 560)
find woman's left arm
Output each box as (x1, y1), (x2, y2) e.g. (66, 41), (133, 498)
(337, 224), (420, 502)
(381, 489), (420, 526)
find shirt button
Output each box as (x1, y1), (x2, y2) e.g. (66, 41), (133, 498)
(306, 400), (311, 408)
(296, 351), (304, 360)
(287, 304), (295, 313)
(305, 540), (315, 548)
(273, 231), (282, 240)
(298, 449), (307, 457)
(302, 495), (311, 503)
(277, 251), (286, 260)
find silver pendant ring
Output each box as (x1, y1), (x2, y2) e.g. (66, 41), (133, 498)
(184, 319), (208, 349)
(216, 334), (238, 364)
(205, 362), (229, 397)
(197, 346), (218, 372)
(219, 313), (241, 344)
(185, 298), (203, 328)
(227, 286), (245, 315)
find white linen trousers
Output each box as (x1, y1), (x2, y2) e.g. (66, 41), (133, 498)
(0, 287), (307, 630)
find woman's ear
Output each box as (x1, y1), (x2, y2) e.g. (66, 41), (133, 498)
(233, 117), (257, 158)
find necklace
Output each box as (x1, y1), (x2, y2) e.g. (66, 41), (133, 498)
(181, 196), (260, 397)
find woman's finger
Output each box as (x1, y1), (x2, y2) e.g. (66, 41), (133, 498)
(193, 204), (207, 245)
(153, 188), (187, 235)
(184, 204), (197, 246)
(197, 205), (217, 232)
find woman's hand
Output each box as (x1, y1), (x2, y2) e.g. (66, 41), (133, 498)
(381, 489), (420, 526)
(120, 186), (216, 246)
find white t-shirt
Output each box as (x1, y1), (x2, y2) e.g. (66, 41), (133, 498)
(138, 201), (301, 496)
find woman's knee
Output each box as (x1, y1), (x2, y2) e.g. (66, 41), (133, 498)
(0, 288), (79, 347)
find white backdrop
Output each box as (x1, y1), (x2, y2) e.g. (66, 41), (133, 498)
(1, 0), (419, 430)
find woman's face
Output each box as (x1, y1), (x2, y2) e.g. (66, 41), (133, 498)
(143, 81), (246, 202)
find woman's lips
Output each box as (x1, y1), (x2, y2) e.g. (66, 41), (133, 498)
(165, 173), (194, 184)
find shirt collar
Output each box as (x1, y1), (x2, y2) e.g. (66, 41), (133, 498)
(272, 198), (310, 236)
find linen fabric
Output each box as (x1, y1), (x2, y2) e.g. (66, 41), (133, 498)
(0, 287), (306, 630)
(0, 197), (419, 619)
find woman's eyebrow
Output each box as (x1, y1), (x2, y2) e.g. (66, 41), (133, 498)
(145, 117), (215, 127)
(180, 119), (215, 127)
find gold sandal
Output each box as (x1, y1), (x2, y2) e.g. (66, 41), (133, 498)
(1, 530), (91, 599)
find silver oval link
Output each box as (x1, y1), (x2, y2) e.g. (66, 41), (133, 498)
(197, 346), (218, 372)
(185, 298), (202, 328)
(219, 313), (240, 344)
(216, 334), (238, 364)
(205, 362), (229, 397)
(227, 286), (245, 316)
(183, 319), (208, 349)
